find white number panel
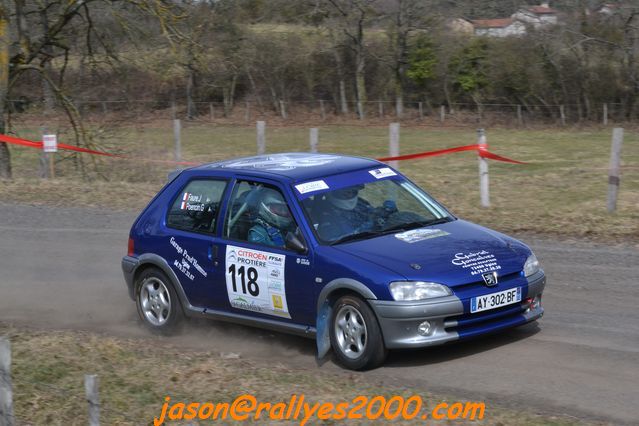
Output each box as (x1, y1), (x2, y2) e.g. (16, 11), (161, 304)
(225, 245), (290, 319)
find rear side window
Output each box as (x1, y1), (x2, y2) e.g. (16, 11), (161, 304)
(167, 179), (227, 234)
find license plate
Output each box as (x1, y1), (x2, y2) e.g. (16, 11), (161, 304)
(471, 287), (521, 313)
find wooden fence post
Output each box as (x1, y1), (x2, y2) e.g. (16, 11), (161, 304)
(0, 337), (14, 426)
(256, 121), (266, 155)
(389, 123), (400, 170)
(517, 105), (523, 126)
(559, 105), (566, 126)
(418, 102), (424, 121)
(603, 103), (608, 126)
(310, 128), (319, 153)
(477, 129), (490, 208)
(607, 128), (624, 213)
(84, 375), (100, 426)
(378, 101), (383, 118)
(440, 105), (445, 124)
(173, 119), (181, 163)
(319, 100), (326, 121)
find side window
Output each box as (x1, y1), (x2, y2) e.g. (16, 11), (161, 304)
(224, 181), (299, 249)
(167, 179), (227, 234)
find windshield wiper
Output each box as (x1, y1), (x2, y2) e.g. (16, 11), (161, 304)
(383, 217), (452, 233)
(329, 230), (383, 245)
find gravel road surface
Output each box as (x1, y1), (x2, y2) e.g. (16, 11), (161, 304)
(1, 202), (637, 424)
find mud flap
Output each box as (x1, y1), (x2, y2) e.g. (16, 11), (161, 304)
(316, 299), (333, 364)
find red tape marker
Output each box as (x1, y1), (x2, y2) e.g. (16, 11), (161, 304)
(0, 133), (525, 166)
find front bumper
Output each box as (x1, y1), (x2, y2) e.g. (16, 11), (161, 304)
(369, 272), (546, 349)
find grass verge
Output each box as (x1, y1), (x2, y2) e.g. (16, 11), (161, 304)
(0, 324), (586, 426)
(1, 123), (638, 242)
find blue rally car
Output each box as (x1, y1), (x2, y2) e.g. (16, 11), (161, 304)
(122, 153), (545, 370)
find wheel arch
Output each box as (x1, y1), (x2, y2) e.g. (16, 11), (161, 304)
(131, 254), (194, 312)
(315, 278), (378, 360)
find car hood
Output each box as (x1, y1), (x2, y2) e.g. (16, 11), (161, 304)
(332, 219), (529, 287)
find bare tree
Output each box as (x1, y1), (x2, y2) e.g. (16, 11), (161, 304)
(0, 0), (182, 179)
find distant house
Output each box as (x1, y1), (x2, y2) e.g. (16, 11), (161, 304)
(594, 3), (619, 15)
(447, 18), (475, 35)
(512, 3), (559, 28)
(471, 18), (527, 37)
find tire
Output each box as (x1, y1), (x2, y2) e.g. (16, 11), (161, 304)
(135, 267), (183, 334)
(329, 295), (388, 370)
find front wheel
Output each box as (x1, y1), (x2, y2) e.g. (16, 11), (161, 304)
(329, 295), (387, 370)
(135, 267), (183, 334)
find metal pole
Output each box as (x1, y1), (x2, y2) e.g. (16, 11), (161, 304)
(603, 103), (608, 126)
(0, 337), (14, 426)
(389, 123), (400, 170)
(477, 129), (490, 208)
(84, 375), (100, 426)
(607, 128), (624, 213)
(256, 121), (266, 155)
(310, 128), (319, 153)
(418, 102), (424, 121)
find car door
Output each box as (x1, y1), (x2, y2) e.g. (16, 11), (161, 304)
(162, 177), (230, 309)
(216, 178), (316, 326)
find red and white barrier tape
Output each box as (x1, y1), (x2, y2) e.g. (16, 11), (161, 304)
(0, 134), (526, 166)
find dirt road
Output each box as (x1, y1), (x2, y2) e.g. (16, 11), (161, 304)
(1, 202), (637, 424)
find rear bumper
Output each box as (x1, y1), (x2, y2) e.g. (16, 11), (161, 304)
(369, 272), (546, 349)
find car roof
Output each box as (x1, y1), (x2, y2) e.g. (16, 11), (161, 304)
(190, 153), (384, 182)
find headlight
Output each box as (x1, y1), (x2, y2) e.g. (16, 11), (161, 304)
(523, 253), (541, 277)
(389, 281), (452, 301)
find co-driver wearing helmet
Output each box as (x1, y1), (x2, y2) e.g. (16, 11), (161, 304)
(248, 191), (294, 248)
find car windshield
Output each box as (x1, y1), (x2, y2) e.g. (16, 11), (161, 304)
(300, 178), (453, 245)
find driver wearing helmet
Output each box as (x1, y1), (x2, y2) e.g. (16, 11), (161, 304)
(316, 185), (375, 241)
(248, 190), (294, 248)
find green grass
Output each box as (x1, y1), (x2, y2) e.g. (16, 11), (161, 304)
(0, 324), (586, 425)
(2, 121), (638, 241)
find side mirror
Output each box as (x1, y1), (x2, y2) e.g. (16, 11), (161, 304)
(285, 231), (307, 254)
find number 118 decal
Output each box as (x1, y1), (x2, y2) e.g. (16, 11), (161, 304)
(225, 245), (290, 318)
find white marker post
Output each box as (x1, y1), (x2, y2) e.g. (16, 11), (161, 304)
(477, 128), (490, 207)
(389, 123), (400, 170)
(42, 134), (57, 179)
(173, 119), (181, 163)
(256, 121), (266, 155)
(0, 337), (14, 426)
(607, 128), (624, 213)
(309, 128), (319, 153)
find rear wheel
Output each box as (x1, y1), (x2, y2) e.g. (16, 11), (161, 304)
(330, 295), (387, 370)
(135, 268), (183, 334)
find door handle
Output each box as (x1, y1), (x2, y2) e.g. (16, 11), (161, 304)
(209, 245), (219, 265)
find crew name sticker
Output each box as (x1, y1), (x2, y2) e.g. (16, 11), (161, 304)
(369, 167), (397, 179)
(395, 228), (449, 243)
(451, 250), (501, 276)
(295, 180), (329, 195)
(180, 192), (205, 212)
(225, 245), (290, 318)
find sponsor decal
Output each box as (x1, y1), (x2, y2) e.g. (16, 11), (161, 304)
(369, 167), (397, 179)
(296, 258), (310, 266)
(220, 154), (341, 171)
(169, 237), (208, 281)
(295, 180), (329, 194)
(451, 250), (502, 276)
(395, 228), (450, 243)
(225, 245), (290, 318)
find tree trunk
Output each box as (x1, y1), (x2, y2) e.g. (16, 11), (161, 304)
(186, 67), (195, 120)
(0, 5), (11, 179)
(355, 49), (366, 119)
